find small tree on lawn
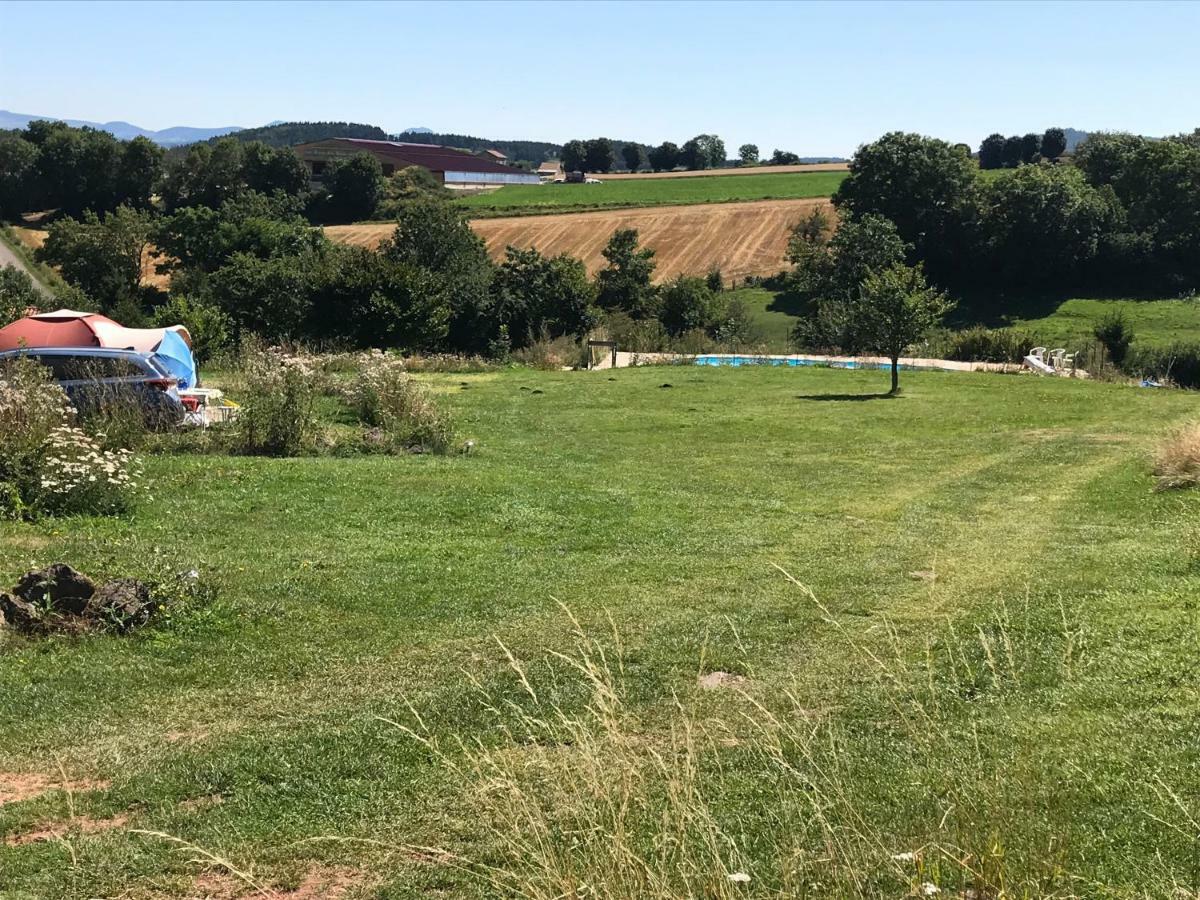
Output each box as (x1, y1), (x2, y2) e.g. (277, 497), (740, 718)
(854, 263), (953, 394)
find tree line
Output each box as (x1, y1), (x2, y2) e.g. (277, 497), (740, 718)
(559, 136), (728, 174)
(777, 127), (1200, 390)
(559, 135), (811, 174)
(827, 128), (1200, 299)
(978, 127), (1067, 169)
(0, 121), (448, 230)
(13, 159), (753, 360)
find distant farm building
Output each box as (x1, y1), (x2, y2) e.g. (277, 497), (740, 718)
(537, 159), (564, 182)
(479, 149), (509, 164)
(294, 138), (540, 190)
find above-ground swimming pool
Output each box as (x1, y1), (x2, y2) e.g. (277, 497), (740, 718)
(694, 354), (919, 371)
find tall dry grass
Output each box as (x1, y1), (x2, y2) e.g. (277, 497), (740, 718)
(1152, 423), (1200, 491)
(391, 577), (1112, 899)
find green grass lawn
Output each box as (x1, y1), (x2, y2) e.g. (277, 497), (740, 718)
(725, 285), (799, 350)
(455, 171), (845, 216)
(1009, 297), (1200, 348)
(3, 366), (1200, 897)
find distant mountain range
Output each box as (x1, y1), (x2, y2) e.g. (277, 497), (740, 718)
(0, 109), (1098, 158)
(0, 109), (244, 146)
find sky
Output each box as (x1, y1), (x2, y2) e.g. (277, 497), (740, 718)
(2, 0), (1198, 155)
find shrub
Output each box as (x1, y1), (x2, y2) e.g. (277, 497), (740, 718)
(659, 276), (720, 337)
(710, 297), (759, 347)
(1152, 423), (1200, 490)
(934, 326), (1042, 363)
(1094, 311), (1134, 367)
(1126, 343), (1200, 389)
(599, 310), (670, 353)
(348, 352), (455, 453)
(234, 347), (319, 457)
(512, 335), (585, 370)
(0, 264), (45, 326)
(0, 358), (139, 517)
(150, 295), (232, 364)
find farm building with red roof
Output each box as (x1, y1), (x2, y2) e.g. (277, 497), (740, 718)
(294, 138), (540, 190)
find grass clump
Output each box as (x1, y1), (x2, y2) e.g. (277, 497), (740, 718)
(233, 347), (320, 457)
(348, 352), (456, 453)
(1152, 422), (1200, 490)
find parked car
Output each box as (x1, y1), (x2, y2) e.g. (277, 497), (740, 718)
(0, 347), (186, 428)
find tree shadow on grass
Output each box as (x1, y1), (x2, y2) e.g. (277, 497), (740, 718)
(795, 392), (898, 402)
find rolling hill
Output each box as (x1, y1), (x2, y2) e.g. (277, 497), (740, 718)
(0, 109), (243, 146)
(326, 197), (833, 283)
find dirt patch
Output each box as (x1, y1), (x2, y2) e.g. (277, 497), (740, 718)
(165, 727), (212, 745)
(189, 867), (372, 899)
(5, 811), (129, 846)
(178, 793), (224, 813)
(189, 872), (247, 900)
(698, 671), (749, 690)
(327, 197), (835, 283)
(278, 867), (369, 899)
(0, 772), (110, 807)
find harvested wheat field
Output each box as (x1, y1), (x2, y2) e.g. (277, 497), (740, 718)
(327, 197), (834, 283)
(597, 162), (848, 180)
(11, 226), (46, 253)
(12, 227), (171, 291)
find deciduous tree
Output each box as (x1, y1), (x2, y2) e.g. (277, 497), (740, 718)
(659, 276), (720, 336)
(1040, 127), (1067, 160)
(833, 132), (978, 278)
(621, 142), (646, 173)
(855, 263), (953, 393)
(492, 246), (596, 346)
(561, 140), (586, 173)
(36, 205), (154, 310)
(648, 141), (680, 172)
(596, 228), (658, 318)
(1020, 133), (1041, 164)
(978, 133), (1006, 170)
(584, 138), (615, 173)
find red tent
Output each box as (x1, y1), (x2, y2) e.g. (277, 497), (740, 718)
(0, 309), (191, 352)
(0, 309), (115, 351)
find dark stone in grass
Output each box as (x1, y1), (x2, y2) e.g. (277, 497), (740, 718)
(0, 592), (41, 631)
(531, 389), (544, 395)
(86, 579), (156, 632)
(607, 377), (616, 381)
(660, 383), (673, 389)
(13, 564), (95, 615)
(519, 386), (530, 391)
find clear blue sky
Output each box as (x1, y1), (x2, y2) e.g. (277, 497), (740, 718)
(2, 0), (1197, 155)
